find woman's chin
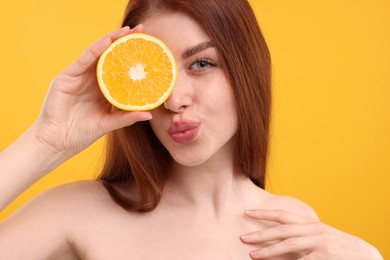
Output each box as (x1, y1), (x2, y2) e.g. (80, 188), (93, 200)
(170, 155), (207, 168)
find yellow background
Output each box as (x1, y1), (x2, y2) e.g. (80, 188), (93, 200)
(1, 0), (389, 258)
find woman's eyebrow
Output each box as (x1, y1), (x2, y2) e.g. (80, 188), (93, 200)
(181, 41), (215, 59)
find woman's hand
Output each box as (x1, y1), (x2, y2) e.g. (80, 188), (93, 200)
(33, 25), (152, 157)
(240, 209), (383, 260)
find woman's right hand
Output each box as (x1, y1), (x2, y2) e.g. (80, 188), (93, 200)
(33, 25), (152, 158)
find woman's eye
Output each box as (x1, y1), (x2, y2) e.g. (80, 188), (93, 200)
(190, 59), (216, 71)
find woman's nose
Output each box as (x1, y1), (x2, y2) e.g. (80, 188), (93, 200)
(163, 71), (192, 113)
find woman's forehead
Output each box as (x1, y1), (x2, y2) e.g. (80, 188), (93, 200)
(140, 12), (215, 62)
(141, 11), (211, 51)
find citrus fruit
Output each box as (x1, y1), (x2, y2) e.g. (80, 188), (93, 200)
(97, 33), (177, 111)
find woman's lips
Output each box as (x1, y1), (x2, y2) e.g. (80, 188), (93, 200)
(168, 120), (201, 144)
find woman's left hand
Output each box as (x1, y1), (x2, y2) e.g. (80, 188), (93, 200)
(240, 209), (383, 260)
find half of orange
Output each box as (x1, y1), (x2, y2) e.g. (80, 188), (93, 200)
(97, 33), (177, 111)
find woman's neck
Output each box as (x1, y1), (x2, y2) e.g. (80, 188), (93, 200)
(162, 158), (257, 220)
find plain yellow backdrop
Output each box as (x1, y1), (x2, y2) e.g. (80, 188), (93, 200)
(1, 0), (389, 258)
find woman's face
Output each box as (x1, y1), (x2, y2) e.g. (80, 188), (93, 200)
(145, 11), (237, 167)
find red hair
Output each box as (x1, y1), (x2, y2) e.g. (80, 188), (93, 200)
(98, 0), (272, 212)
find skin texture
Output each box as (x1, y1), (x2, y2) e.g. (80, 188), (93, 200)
(0, 11), (383, 260)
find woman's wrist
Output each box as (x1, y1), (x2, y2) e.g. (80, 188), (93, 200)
(29, 122), (71, 165)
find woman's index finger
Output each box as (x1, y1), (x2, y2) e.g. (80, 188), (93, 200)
(244, 209), (316, 225)
(63, 26), (135, 78)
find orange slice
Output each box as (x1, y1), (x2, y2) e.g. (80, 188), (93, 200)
(97, 33), (177, 111)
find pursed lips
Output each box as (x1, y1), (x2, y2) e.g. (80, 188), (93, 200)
(168, 120), (201, 144)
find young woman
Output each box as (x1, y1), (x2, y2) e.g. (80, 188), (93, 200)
(0, 0), (383, 259)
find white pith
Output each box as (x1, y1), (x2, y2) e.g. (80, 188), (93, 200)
(129, 63), (147, 81)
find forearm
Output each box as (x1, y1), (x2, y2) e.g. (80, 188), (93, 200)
(0, 125), (68, 211)
(0, 26), (145, 213)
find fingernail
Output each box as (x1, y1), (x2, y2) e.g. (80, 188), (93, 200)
(245, 210), (256, 215)
(144, 113), (153, 120)
(250, 250), (264, 258)
(240, 233), (253, 241)
(132, 24), (143, 31)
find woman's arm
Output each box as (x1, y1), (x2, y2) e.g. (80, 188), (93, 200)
(0, 25), (151, 258)
(0, 25), (150, 212)
(0, 126), (68, 211)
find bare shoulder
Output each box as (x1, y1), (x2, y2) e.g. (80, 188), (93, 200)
(30, 180), (119, 217)
(3, 180), (118, 230)
(259, 189), (319, 220)
(4, 180), (116, 226)
(0, 180), (112, 260)
(39, 180), (110, 203)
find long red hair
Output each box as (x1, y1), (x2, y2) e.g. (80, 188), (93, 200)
(98, 0), (272, 212)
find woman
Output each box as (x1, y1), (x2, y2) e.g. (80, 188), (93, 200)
(0, 0), (383, 259)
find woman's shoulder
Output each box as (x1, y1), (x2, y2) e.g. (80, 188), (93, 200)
(258, 188), (319, 220)
(18, 180), (121, 221)
(0, 180), (117, 259)
(44, 179), (108, 198)
(37, 180), (116, 209)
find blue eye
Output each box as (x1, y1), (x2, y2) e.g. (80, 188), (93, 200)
(190, 58), (216, 71)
